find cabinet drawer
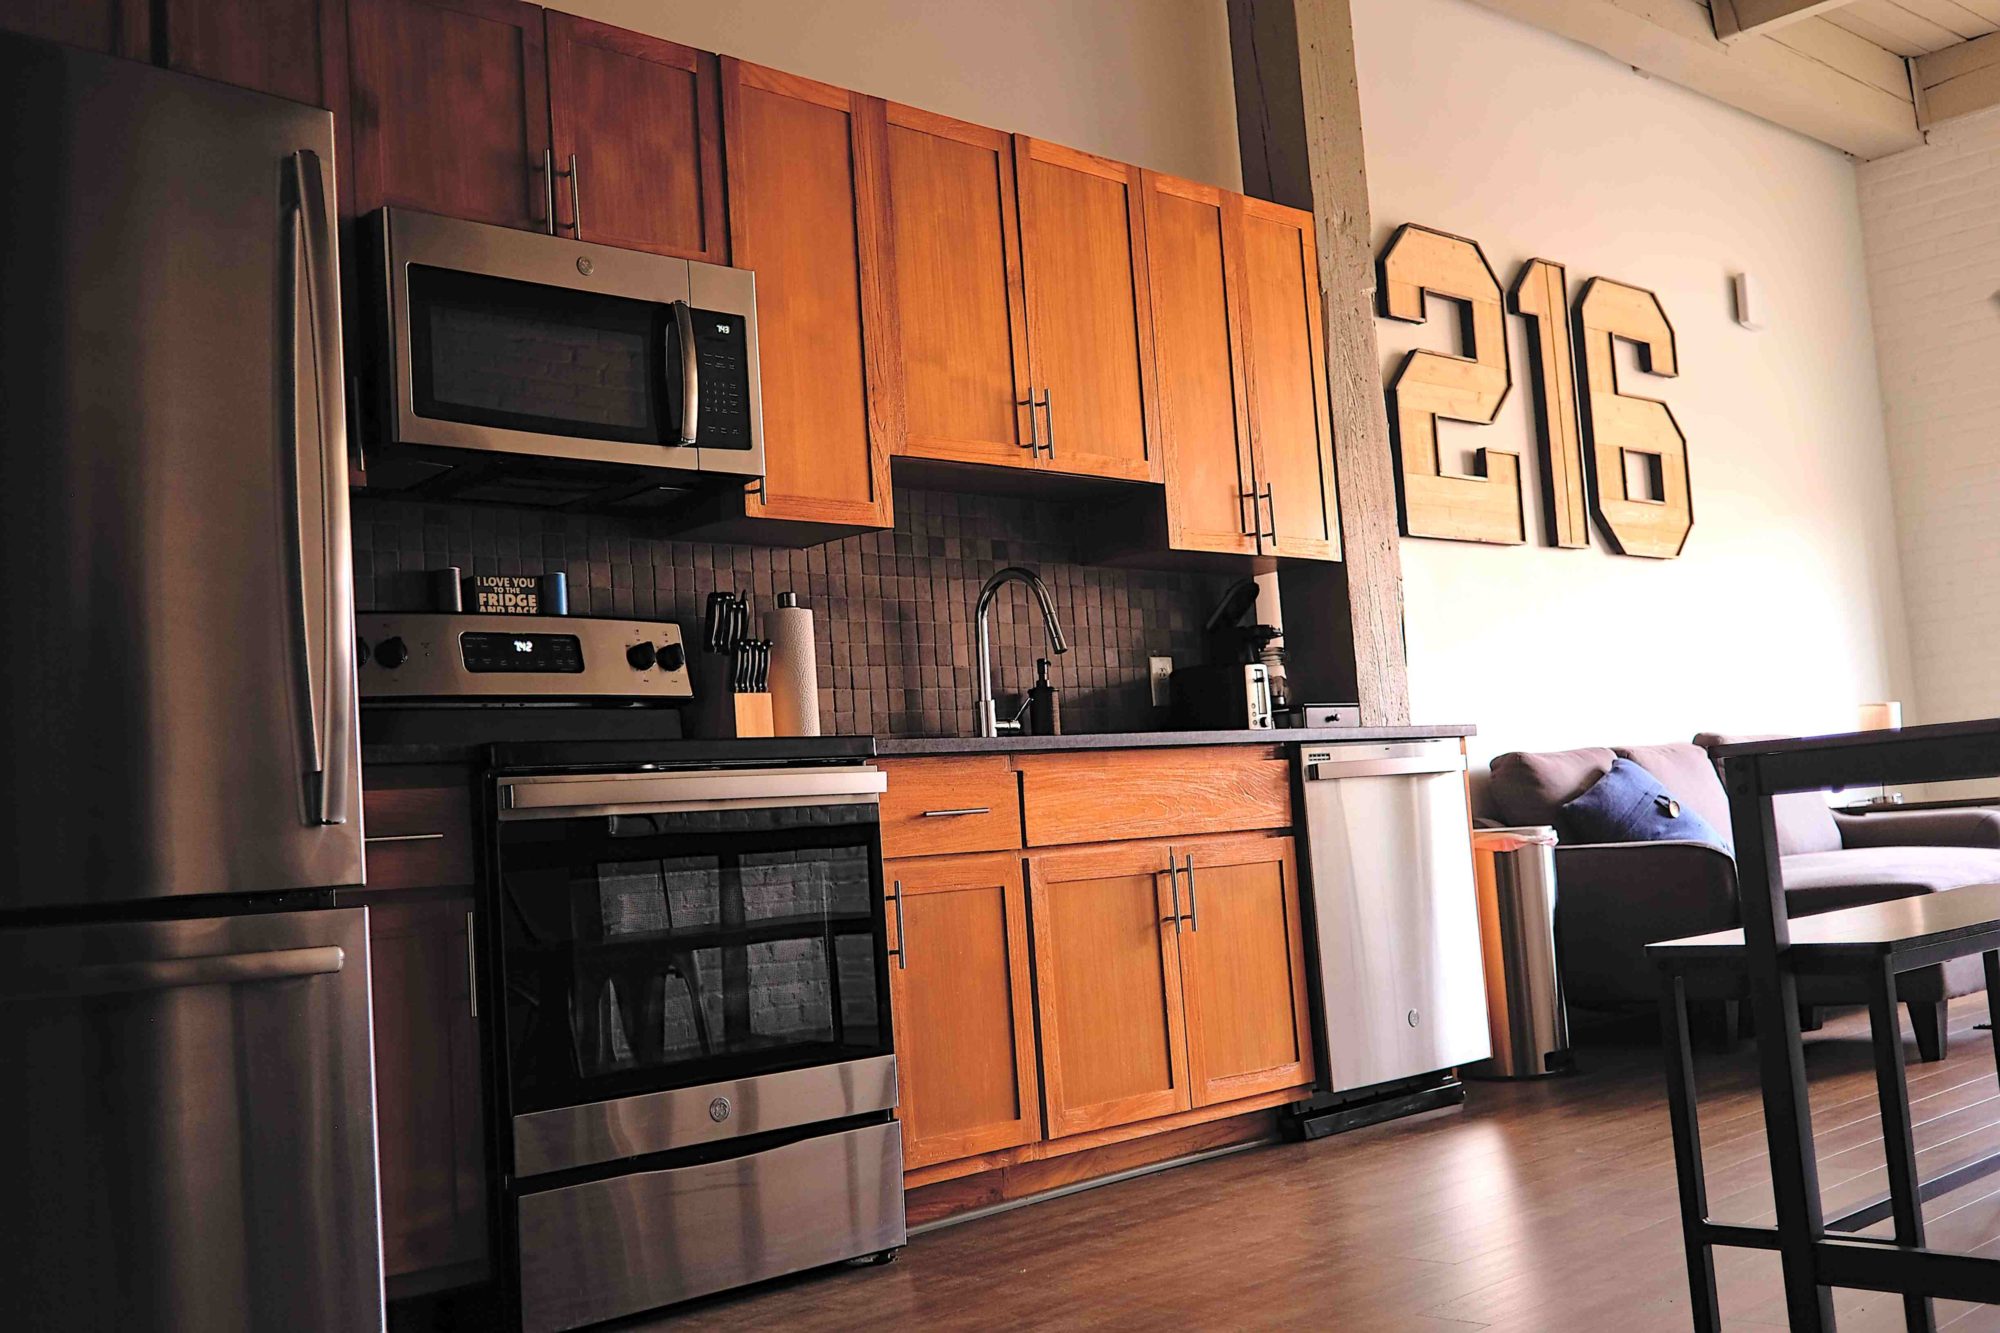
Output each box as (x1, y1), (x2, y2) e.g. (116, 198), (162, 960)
(880, 756), (1022, 858)
(363, 783), (476, 891)
(1018, 747), (1289, 847)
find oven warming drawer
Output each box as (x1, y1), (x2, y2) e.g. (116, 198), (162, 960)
(512, 1054), (898, 1177)
(517, 1120), (906, 1333)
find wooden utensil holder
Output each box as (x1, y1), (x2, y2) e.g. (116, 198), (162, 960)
(691, 647), (775, 738)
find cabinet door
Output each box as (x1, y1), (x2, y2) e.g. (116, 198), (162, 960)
(722, 59), (898, 529)
(1142, 171), (1257, 557)
(347, 0), (552, 232)
(1240, 197), (1339, 561)
(1175, 833), (1315, 1107)
(886, 854), (1041, 1169)
(0, 0), (147, 57)
(885, 106), (1034, 470)
(1015, 136), (1160, 483)
(545, 13), (724, 262)
(160, 0), (346, 108)
(1028, 841), (1190, 1136)
(369, 895), (488, 1282)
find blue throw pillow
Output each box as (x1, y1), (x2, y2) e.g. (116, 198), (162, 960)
(1560, 758), (1729, 850)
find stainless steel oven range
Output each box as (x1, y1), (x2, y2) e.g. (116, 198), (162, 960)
(357, 612), (904, 1332)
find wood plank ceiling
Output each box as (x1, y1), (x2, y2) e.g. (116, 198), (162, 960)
(1466, 0), (2000, 159)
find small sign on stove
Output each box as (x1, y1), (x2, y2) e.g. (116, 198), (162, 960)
(465, 575), (543, 616)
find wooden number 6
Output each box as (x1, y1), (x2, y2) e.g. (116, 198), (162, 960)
(1377, 224), (1522, 545)
(1575, 279), (1692, 559)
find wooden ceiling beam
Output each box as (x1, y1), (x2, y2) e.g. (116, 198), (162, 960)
(1914, 30), (2000, 127)
(1710, 0), (1854, 43)
(1464, 0), (1923, 159)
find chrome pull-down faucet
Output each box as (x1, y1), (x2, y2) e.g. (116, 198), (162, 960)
(974, 566), (1069, 737)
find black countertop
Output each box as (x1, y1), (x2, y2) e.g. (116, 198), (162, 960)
(874, 724), (1474, 756)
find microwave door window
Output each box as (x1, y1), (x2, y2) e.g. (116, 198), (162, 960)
(406, 265), (673, 446)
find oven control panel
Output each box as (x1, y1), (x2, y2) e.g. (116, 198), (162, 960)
(358, 613), (692, 701)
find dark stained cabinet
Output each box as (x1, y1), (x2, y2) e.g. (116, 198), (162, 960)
(0, 0), (147, 57)
(160, 0), (347, 109)
(545, 12), (724, 262)
(346, 0), (552, 230)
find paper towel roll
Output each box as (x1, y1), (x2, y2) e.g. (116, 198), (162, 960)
(764, 598), (821, 736)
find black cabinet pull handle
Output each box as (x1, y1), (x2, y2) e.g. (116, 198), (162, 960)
(886, 880), (908, 970)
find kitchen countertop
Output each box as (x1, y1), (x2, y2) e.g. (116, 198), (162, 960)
(874, 724), (1474, 756)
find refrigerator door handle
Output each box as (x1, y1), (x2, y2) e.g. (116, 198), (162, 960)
(288, 149), (354, 827)
(1, 945), (346, 1002)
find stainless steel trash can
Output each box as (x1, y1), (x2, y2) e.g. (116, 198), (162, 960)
(1469, 825), (1571, 1078)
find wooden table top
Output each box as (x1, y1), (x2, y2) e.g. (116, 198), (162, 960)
(1648, 882), (2000, 968)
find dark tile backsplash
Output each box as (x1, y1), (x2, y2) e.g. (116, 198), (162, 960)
(351, 487), (1235, 737)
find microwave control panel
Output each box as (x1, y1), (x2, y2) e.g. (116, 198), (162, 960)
(691, 308), (753, 452)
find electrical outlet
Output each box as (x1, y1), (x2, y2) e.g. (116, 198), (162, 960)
(1149, 656), (1173, 708)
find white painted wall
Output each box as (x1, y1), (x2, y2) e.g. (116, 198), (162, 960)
(1856, 107), (2000, 744)
(1353, 0), (1913, 774)
(547, 0), (1243, 189)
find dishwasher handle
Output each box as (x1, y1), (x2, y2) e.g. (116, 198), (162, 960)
(1301, 742), (1466, 781)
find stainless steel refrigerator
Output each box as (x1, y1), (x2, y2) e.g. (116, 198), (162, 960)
(0, 32), (381, 1332)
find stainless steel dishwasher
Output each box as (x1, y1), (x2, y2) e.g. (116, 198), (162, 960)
(1295, 739), (1490, 1101)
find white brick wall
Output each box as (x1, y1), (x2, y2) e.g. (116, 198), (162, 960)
(1858, 109), (2000, 743)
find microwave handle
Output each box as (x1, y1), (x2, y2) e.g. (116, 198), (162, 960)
(673, 299), (699, 446)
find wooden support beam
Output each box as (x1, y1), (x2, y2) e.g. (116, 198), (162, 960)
(1464, 0), (1922, 160)
(1709, 0), (1851, 43)
(1914, 31), (2000, 128)
(1227, 0), (1411, 725)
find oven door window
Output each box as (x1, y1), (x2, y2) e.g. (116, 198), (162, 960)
(497, 800), (888, 1114)
(406, 265), (683, 446)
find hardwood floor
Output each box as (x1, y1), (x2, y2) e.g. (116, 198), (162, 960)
(654, 996), (2000, 1331)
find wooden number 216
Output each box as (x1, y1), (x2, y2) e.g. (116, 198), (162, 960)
(1378, 224), (1692, 559)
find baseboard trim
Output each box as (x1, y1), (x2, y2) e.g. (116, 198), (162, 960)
(908, 1136), (1273, 1236)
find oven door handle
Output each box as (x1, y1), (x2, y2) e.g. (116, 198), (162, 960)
(673, 299), (699, 447)
(497, 766), (887, 820)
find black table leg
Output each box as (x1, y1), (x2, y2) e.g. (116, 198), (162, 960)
(1660, 971), (1722, 1332)
(1869, 961), (1937, 1333)
(1985, 951), (2000, 1076)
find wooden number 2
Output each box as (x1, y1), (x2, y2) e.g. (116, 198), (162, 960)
(1575, 278), (1692, 559)
(1377, 224), (1522, 545)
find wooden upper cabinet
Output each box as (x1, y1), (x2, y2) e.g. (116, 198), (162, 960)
(886, 854), (1041, 1169)
(1014, 137), (1160, 484)
(0, 0), (147, 57)
(1240, 198), (1339, 561)
(1175, 834), (1314, 1107)
(885, 106), (1033, 470)
(545, 13), (724, 262)
(1028, 840), (1190, 1136)
(160, 0), (346, 108)
(1142, 171), (1256, 558)
(346, 0), (552, 231)
(716, 59), (899, 533)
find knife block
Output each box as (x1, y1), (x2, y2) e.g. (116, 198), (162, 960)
(690, 647), (775, 739)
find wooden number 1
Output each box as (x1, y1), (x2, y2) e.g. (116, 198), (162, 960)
(1509, 259), (1589, 549)
(1377, 224), (1523, 546)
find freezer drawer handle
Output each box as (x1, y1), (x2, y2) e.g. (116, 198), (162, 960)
(1, 946), (346, 1002)
(364, 831), (447, 844)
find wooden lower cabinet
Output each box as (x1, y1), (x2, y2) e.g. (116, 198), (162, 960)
(367, 895), (488, 1287)
(1027, 840), (1192, 1137)
(885, 853), (1040, 1169)
(1176, 834), (1314, 1106)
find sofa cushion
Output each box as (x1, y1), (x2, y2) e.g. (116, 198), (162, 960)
(1694, 732), (1843, 856)
(1489, 746), (1616, 827)
(1615, 743), (1733, 850)
(1561, 759), (1731, 850)
(1781, 845), (2000, 916)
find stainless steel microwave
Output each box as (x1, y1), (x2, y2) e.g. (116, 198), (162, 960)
(371, 207), (763, 486)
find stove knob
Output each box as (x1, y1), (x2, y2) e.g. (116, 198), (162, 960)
(657, 641), (685, 672)
(375, 636), (408, 669)
(626, 641), (658, 671)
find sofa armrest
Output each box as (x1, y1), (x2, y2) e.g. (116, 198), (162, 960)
(1835, 808), (2000, 850)
(1554, 840), (1739, 1009)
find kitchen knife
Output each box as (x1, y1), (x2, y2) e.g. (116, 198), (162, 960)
(704, 592), (729, 652)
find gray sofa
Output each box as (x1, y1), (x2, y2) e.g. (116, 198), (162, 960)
(1488, 735), (2000, 1059)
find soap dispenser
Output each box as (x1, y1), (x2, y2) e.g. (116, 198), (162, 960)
(1027, 657), (1061, 736)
